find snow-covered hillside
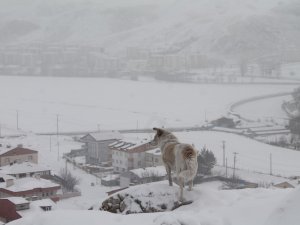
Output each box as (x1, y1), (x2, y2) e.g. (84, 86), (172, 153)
(0, 0), (299, 59)
(7, 181), (297, 225)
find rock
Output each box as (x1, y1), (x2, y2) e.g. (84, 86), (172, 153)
(120, 201), (126, 212)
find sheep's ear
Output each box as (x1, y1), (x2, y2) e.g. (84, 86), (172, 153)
(153, 127), (164, 137)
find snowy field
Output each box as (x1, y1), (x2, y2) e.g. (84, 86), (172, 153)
(234, 95), (291, 124)
(0, 76), (296, 134)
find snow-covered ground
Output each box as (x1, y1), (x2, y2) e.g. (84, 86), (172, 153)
(234, 95), (291, 124)
(0, 76), (296, 134)
(8, 180), (300, 225)
(0, 76), (299, 225)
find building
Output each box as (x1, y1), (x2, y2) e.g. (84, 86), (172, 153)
(145, 148), (163, 167)
(120, 166), (166, 187)
(211, 117), (236, 128)
(0, 176), (60, 200)
(0, 146), (38, 167)
(0, 197), (27, 223)
(0, 197), (56, 223)
(274, 181), (295, 189)
(109, 138), (155, 173)
(80, 131), (122, 165)
(0, 162), (51, 179)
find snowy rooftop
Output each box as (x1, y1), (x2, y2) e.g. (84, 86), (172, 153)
(18, 199), (57, 218)
(109, 136), (151, 153)
(101, 174), (120, 181)
(130, 166), (166, 178)
(82, 131), (123, 142)
(0, 177), (60, 192)
(1, 197), (29, 205)
(0, 162), (50, 175)
(0, 172), (16, 181)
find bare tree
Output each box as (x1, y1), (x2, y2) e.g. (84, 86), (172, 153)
(59, 168), (80, 192)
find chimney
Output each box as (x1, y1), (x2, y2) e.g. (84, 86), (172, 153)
(17, 144), (23, 148)
(6, 179), (14, 188)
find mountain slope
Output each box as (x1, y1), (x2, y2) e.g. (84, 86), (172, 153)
(0, 0), (299, 60)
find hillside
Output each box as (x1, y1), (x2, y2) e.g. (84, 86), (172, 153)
(0, 0), (299, 61)
(7, 181), (296, 225)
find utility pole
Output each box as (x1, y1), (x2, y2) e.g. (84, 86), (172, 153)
(225, 158), (228, 178)
(233, 152), (238, 180)
(270, 153), (273, 175)
(49, 135), (52, 152)
(57, 114), (60, 161)
(16, 110), (19, 130)
(222, 140), (226, 167)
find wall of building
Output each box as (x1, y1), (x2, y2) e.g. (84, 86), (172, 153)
(86, 140), (116, 165)
(0, 153), (38, 167)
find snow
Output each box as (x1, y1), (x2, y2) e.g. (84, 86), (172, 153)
(146, 148), (161, 156)
(265, 186), (300, 225)
(0, 162), (50, 175)
(3, 177), (59, 192)
(8, 181), (295, 225)
(2, 197), (29, 205)
(130, 166), (166, 178)
(0, 76), (296, 134)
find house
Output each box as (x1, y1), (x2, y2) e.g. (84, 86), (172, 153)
(274, 181), (295, 189)
(0, 176), (61, 200)
(211, 117), (236, 128)
(120, 166), (166, 187)
(0, 197), (28, 223)
(0, 146), (38, 167)
(145, 148), (163, 167)
(0, 162), (51, 179)
(0, 197), (56, 223)
(109, 138), (155, 173)
(80, 131), (122, 165)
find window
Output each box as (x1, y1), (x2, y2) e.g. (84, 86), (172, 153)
(5, 158), (10, 163)
(28, 155), (33, 161)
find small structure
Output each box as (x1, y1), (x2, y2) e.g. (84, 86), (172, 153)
(211, 117), (236, 128)
(0, 146), (38, 167)
(274, 181), (295, 189)
(0, 162), (51, 179)
(101, 174), (120, 187)
(120, 166), (166, 187)
(80, 131), (122, 165)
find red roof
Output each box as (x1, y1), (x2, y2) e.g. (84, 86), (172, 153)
(0, 147), (38, 157)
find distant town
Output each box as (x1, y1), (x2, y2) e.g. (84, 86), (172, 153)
(1, 44), (300, 83)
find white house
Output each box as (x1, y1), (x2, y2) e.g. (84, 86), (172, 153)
(109, 138), (154, 173)
(0, 162), (51, 179)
